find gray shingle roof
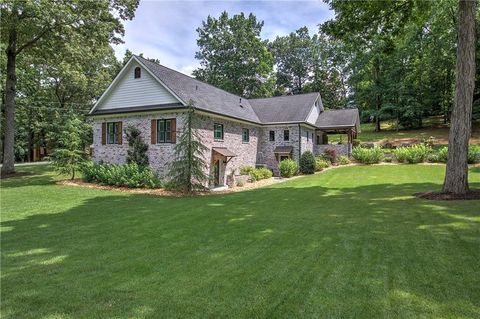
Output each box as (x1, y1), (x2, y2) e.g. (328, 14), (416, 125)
(136, 56), (260, 123)
(249, 93), (319, 123)
(315, 109), (360, 130)
(92, 56), (357, 131)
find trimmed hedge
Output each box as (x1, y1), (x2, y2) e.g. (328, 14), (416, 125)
(81, 161), (161, 188)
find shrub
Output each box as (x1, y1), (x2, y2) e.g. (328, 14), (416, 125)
(393, 144), (430, 164)
(323, 147), (337, 163)
(468, 145), (480, 164)
(279, 159), (298, 178)
(240, 166), (272, 181)
(352, 139), (361, 147)
(239, 166), (255, 175)
(125, 126), (149, 167)
(81, 161), (161, 188)
(338, 156), (350, 165)
(427, 146), (479, 164)
(428, 147), (448, 163)
(250, 167), (273, 181)
(299, 151), (316, 174)
(315, 158), (330, 171)
(352, 146), (384, 164)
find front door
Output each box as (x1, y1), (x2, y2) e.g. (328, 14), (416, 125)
(213, 160), (220, 186)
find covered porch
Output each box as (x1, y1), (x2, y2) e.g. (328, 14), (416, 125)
(314, 109), (361, 157)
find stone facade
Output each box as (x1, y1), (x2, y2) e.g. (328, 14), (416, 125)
(93, 112), (349, 185)
(93, 112), (259, 186)
(92, 112), (186, 176)
(314, 144), (351, 157)
(195, 114), (259, 186)
(257, 125), (300, 174)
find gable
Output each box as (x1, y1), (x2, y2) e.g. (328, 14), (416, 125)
(96, 61), (180, 111)
(306, 96), (324, 125)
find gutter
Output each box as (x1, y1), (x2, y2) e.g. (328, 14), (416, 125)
(298, 124), (302, 161)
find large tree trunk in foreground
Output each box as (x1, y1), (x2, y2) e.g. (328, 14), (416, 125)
(443, 0), (476, 194)
(2, 27), (18, 174)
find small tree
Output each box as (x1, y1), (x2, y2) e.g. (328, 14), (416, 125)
(299, 151), (316, 174)
(52, 118), (89, 179)
(125, 126), (149, 168)
(167, 103), (209, 192)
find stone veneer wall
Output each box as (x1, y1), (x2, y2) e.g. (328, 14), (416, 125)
(195, 114), (259, 186)
(92, 112), (259, 186)
(314, 144), (351, 157)
(92, 112), (343, 183)
(92, 112), (186, 176)
(300, 126), (315, 155)
(257, 124), (301, 174)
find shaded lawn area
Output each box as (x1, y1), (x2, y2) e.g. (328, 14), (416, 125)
(329, 117), (480, 144)
(1, 164), (480, 318)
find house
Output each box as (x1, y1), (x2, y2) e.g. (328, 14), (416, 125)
(88, 55), (360, 187)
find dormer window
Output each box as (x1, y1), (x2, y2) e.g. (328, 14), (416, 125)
(134, 67), (141, 79)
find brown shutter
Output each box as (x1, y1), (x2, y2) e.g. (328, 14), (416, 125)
(101, 123), (106, 145)
(151, 119), (157, 144)
(117, 122), (123, 145)
(170, 118), (176, 144)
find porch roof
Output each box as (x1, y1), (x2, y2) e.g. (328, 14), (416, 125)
(212, 147), (237, 157)
(273, 146), (293, 154)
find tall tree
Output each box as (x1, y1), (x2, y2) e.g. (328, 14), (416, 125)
(1, 0), (139, 174)
(167, 103), (209, 193)
(443, 0), (476, 194)
(269, 27), (315, 94)
(322, 0), (427, 131)
(193, 11), (275, 98)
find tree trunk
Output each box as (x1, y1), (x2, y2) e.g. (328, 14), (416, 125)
(373, 57), (381, 132)
(2, 26), (18, 174)
(443, 0), (476, 194)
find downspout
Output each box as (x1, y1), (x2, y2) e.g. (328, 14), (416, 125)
(298, 124), (301, 161)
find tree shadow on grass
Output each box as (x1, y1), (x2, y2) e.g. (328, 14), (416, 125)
(1, 181), (479, 318)
(1, 164), (56, 189)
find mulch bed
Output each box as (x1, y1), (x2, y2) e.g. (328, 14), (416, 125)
(0, 171), (34, 179)
(414, 190), (480, 201)
(56, 177), (294, 197)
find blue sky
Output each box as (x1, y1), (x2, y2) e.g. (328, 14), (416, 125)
(114, 0), (334, 75)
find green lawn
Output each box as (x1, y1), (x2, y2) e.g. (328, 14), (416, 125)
(1, 164), (480, 318)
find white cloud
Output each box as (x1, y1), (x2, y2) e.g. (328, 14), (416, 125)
(113, 0), (334, 75)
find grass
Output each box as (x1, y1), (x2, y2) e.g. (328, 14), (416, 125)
(1, 164), (480, 318)
(329, 116), (480, 144)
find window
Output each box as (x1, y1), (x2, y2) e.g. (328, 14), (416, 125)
(134, 67), (141, 79)
(157, 119), (172, 143)
(107, 122), (120, 144)
(316, 135), (320, 145)
(242, 128), (250, 143)
(269, 130), (275, 141)
(284, 130), (289, 141)
(214, 123), (224, 140)
(307, 131), (309, 142)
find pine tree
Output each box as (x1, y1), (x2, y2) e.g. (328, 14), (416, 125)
(167, 103), (209, 192)
(125, 126), (149, 168)
(51, 118), (88, 179)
